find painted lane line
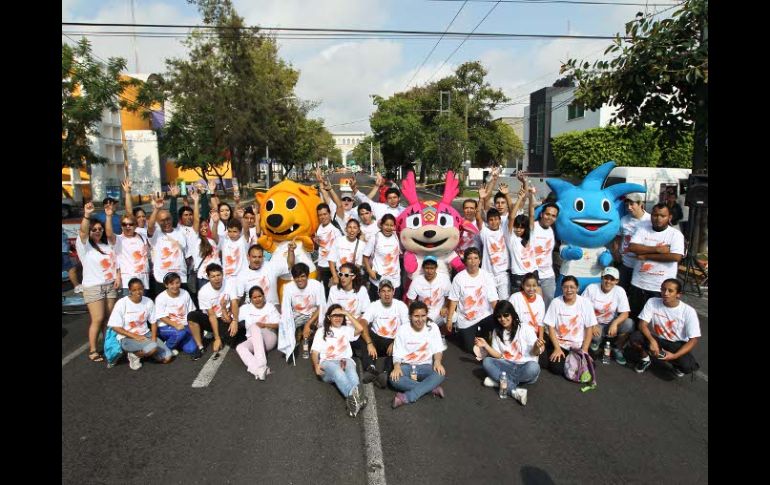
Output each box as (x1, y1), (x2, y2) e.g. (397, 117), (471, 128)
(361, 383), (387, 485)
(62, 343), (89, 368)
(192, 346), (230, 388)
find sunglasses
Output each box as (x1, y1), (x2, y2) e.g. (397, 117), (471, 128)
(342, 198), (353, 202)
(339, 273), (354, 278)
(90, 227), (103, 232)
(122, 222), (135, 227)
(331, 314), (346, 319)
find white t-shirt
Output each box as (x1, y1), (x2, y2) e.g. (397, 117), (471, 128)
(363, 232), (402, 288)
(247, 227), (259, 247)
(359, 220), (380, 243)
(543, 295), (598, 350)
(509, 291), (546, 332)
(219, 235), (249, 280)
(329, 236), (366, 268)
(355, 191), (404, 220)
(176, 224), (198, 259)
(491, 325), (539, 364)
(480, 226), (510, 275)
(114, 234), (150, 288)
(152, 289), (196, 327)
(531, 222), (556, 279)
(190, 237), (221, 280)
(629, 225), (685, 292)
(107, 296), (154, 340)
(236, 258), (289, 306)
(507, 231), (537, 276)
(311, 324), (359, 363)
(392, 323), (443, 366)
(75, 238), (117, 287)
(239, 302), (282, 338)
(280, 280), (327, 319)
(582, 283), (631, 325)
(456, 220), (481, 257)
(619, 213), (651, 268)
(361, 299), (410, 339)
(328, 200), (359, 223)
(448, 269), (498, 329)
(639, 298), (701, 343)
(198, 279), (238, 319)
(327, 286), (370, 316)
(149, 227), (188, 283)
(316, 222), (343, 268)
(406, 273), (451, 322)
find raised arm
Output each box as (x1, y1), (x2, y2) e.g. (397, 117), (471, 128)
(527, 181), (536, 231)
(191, 188), (201, 233)
(122, 179), (133, 216)
(103, 199), (117, 245)
(168, 185), (180, 226)
(146, 193), (165, 237)
(79, 201), (95, 243)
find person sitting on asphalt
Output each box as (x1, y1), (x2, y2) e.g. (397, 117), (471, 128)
(630, 278), (701, 377)
(235, 285), (281, 381)
(508, 273), (546, 338)
(77, 201), (119, 363)
(446, 247), (499, 355)
(327, 262), (370, 317)
(107, 278), (173, 370)
(151, 271), (201, 359)
(405, 256), (451, 328)
(311, 304), (368, 417)
(477, 300), (544, 406)
(281, 262), (327, 346)
(581, 267), (634, 365)
(236, 242), (295, 311)
(360, 279), (410, 389)
(542, 275), (598, 376)
(188, 263), (243, 355)
(390, 301), (447, 409)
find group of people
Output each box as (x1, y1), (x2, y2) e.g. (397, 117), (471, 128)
(64, 168), (701, 418)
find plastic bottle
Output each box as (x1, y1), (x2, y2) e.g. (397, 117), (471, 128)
(602, 341), (611, 364)
(302, 338), (309, 359)
(410, 365), (417, 381)
(499, 371), (508, 399)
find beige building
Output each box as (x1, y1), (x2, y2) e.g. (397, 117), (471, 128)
(332, 131), (366, 165)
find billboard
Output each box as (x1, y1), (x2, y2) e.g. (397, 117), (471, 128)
(125, 130), (162, 196)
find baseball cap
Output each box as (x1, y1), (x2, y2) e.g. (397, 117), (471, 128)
(341, 194), (354, 201)
(422, 256), (438, 266)
(625, 193), (645, 203)
(378, 279), (394, 290)
(601, 267), (620, 280)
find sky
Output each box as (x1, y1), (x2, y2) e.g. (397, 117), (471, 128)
(62, 0), (680, 134)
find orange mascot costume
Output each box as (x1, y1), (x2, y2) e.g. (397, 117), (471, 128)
(256, 180), (321, 300)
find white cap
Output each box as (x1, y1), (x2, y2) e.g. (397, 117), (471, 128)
(601, 267), (620, 280)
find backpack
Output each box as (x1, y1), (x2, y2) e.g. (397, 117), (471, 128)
(564, 349), (597, 392)
(104, 327), (124, 368)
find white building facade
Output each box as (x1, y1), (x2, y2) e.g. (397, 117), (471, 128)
(86, 108), (125, 202)
(550, 88), (617, 138)
(332, 131), (365, 165)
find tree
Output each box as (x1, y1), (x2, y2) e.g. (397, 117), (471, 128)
(350, 136), (383, 171)
(62, 38), (137, 169)
(328, 148), (343, 168)
(370, 95), (425, 175)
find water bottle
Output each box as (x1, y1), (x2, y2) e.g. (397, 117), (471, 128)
(602, 341), (611, 364)
(499, 372), (508, 399)
(180, 181), (187, 196)
(410, 365), (418, 381)
(302, 338), (309, 359)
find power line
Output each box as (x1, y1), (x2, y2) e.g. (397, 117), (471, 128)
(427, 0), (679, 5)
(404, 0), (468, 90)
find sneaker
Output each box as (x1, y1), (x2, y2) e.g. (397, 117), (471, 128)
(349, 387), (367, 417)
(362, 367), (378, 384)
(203, 331), (213, 340)
(511, 388), (528, 406)
(635, 357), (651, 374)
(483, 377), (499, 388)
(473, 344), (488, 362)
(127, 352), (142, 371)
(431, 386), (445, 399)
(191, 348), (203, 361)
(346, 391), (358, 416)
(73, 284), (84, 294)
(255, 367), (268, 381)
(171, 349), (180, 357)
(392, 392), (408, 409)
(611, 347), (627, 366)
(589, 341), (600, 353)
(375, 371), (388, 389)
(671, 367), (685, 378)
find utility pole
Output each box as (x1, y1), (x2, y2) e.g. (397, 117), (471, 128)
(266, 145), (271, 187)
(370, 140), (374, 176)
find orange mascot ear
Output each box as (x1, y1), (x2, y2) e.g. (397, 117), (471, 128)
(256, 192), (265, 205)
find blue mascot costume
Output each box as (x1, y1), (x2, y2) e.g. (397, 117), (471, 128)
(545, 161), (646, 295)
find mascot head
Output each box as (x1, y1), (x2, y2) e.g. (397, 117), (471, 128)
(546, 161), (646, 248)
(396, 170), (477, 255)
(256, 179), (321, 242)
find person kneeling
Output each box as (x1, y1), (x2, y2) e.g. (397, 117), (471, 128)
(108, 278), (173, 370)
(311, 305), (367, 417)
(477, 300), (543, 406)
(390, 301), (447, 409)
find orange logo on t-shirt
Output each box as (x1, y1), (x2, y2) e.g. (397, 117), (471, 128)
(404, 342), (429, 363)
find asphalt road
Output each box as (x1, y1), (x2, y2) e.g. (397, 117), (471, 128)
(62, 174), (708, 484)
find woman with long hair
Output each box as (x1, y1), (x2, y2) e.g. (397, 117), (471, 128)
(235, 285), (281, 380)
(310, 304), (367, 417)
(508, 272), (545, 339)
(190, 203), (221, 290)
(327, 262), (370, 317)
(363, 213), (402, 301)
(504, 177), (538, 291)
(76, 201), (118, 362)
(329, 219), (366, 287)
(477, 300), (544, 406)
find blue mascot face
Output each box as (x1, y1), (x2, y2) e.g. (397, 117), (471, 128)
(546, 162), (646, 249)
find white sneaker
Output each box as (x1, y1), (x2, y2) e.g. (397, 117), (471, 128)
(483, 377), (499, 388)
(255, 367), (268, 381)
(171, 349), (180, 357)
(203, 331), (213, 339)
(127, 352), (142, 371)
(73, 285), (83, 294)
(511, 388), (528, 406)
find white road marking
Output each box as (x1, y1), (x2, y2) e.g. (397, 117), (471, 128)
(361, 383), (387, 485)
(192, 346), (230, 388)
(61, 343), (89, 367)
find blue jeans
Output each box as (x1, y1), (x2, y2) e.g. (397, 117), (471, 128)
(591, 318), (635, 346)
(389, 363), (445, 403)
(321, 359), (359, 397)
(120, 332), (173, 360)
(158, 326), (198, 354)
(482, 358), (540, 389)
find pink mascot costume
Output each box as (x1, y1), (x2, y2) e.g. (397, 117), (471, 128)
(396, 170), (479, 280)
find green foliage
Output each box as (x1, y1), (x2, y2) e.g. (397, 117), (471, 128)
(551, 125), (692, 177)
(62, 38), (137, 169)
(350, 136), (382, 168)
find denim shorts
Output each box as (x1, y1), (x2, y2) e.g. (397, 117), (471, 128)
(83, 282), (118, 304)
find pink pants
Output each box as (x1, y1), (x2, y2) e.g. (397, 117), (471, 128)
(235, 327), (278, 375)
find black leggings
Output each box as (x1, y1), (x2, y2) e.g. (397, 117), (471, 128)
(456, 314), (498, 354)
(629, 331), (700, 374)
(545, 341), (570, 376)
(187, 310), (246, 348)
(360, 331), (394, 374)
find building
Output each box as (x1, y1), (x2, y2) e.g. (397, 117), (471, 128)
(493, 116), (524, 169)
(332, 131), (366, 166)
(522, 86), (616, 176)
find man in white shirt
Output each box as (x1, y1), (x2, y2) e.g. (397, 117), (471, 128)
(186, 263), (242, 354)
(630, 278), (700, 377)
(627, 203), (685, 319)
(405, 256), (451, 327)
(455, 199), (482, 259)
(612, 193), (651, 292)
(532, 202), (559, 308)
(236, 243), (295, 310)
(314, 203), (343, 298)
(351, 175), (404, 220)
(582, 267), (634, 365)
(147, 195), (189, 298)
